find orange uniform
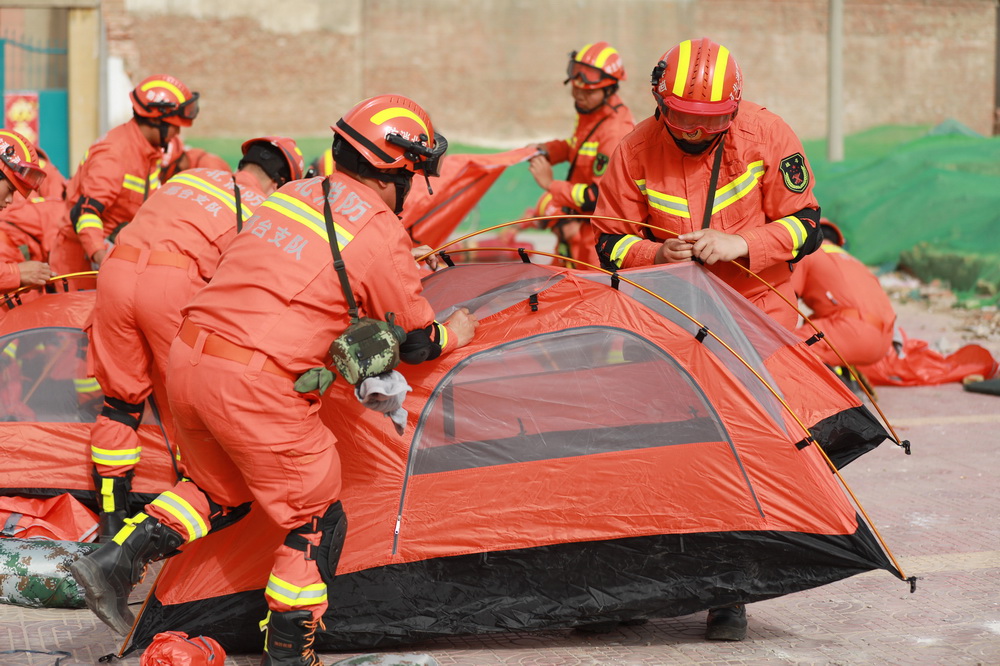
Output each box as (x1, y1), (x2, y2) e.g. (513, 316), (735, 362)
(88, 168), (265, 480)
(0, 227), (23, 292)
(593, 102), (821, 330)
(0, 198), (66, 263)
(50, 119), (162, 272)
(535, 95), (635, 266)
(791, 240), (896, 366)
(147, 173), (455, 620)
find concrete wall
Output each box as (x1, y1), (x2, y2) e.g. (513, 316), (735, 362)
(108, 0), (997, 144)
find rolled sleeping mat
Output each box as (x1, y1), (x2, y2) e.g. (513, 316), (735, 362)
(0, 537), (99, 608)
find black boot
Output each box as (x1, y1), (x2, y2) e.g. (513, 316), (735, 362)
(98, 510), (127, 544)
(70, 513), (184, 635)
(705, 603), (747, 641)
(260, 610), (324, 666)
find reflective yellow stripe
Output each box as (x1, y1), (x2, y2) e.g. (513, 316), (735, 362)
(369, 107), (429, 136)
(141, 79), (187, 103)
(91, 445), (142, 467)
(577, 141), (599, 157)
(122, 173), (148, 194)
(261, 193), (354, 249)
(712, 160), (764, 214)
(150, 491), (208, 542)
(74, 377), (101, 393)
(593, 45), (618, 68)
(609, 235), (642, 268)
(76, 212), (102, 232)
(570, 183), (588, 208)
(112, 512), (149, 545)
(2, 341), (17, 360)
(536, 193), (553, 216)
(638, 180), (689, 218)
(435, 322), (449, 350)
(776, 216), (807, 254)
(171, 172), (242, 217)
(673, 40), (692, 97)
(711, 46), (730, 102)
(575, 43), (593, 62)
(100, 477), (117, 512)
(265, 574), (328, 607)
(822, 244), (847, 255)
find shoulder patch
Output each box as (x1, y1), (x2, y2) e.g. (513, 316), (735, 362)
(593, 153), (610, 177)
(779, 153), (809, 193)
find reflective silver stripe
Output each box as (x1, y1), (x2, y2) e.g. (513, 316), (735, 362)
(609, 235), (642, 268)
(150, 491), (208, 541)
(261, 193), (354, 249)
(776, 215), (807, 253)
(265, 574), (328, 606)
(712, 160), (764, 214)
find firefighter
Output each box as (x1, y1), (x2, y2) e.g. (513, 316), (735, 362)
(592, 38), (822, 331)
(86, 137), (305, 542)
(528, 41), (634, 267)
(0, 129), (51, 291)
(792, 219), (896, 368)
(592, 37), (824, 641)
(49, 74), (199, 273)
(71, 95), (478, 666)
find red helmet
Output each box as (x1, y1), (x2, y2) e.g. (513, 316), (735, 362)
(240, 136), (305, 184)
(130, 74), (200, 127)
(820, 218), (846, 247)
(651, 38), (742, 135)
(0, 128), (46, 198)
(331, 95), (446, 176)
(565, 41), (627, 89)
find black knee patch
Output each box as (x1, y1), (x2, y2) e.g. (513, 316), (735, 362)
(283, 501), (348, 584)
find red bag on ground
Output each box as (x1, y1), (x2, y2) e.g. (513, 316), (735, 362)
(858, 329), (999, 386)
(140, 631), (227, 665)
(0, 493), (99, 542)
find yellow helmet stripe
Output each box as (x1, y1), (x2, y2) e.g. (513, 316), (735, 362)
(575, 43), (594, 62)
(370, 107), (428, 136)
(711, 45), (731, 102)
(593, 46), (618, 69)
(673, 40), (692, 97)
(141, 79), (186, 103)
(0, 130), (31, 160)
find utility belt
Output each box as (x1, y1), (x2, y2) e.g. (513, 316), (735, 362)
(178, 318), (296, 381)
(109, 244), (192, 270)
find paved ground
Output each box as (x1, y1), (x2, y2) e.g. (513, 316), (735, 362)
(2, 299), (998, 666)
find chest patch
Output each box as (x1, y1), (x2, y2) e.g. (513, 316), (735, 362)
(593, 153), (610, 177)
(780, 153), (809, 193)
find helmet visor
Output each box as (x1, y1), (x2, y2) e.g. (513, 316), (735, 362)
(0, 147), (46, 193)
(653, 90), (733, 135)
(565, 61), (615, 87)
(144, 91), (200, 122)
(386, 131), (448, 177)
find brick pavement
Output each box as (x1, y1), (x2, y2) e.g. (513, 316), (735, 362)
(2, 302), (998, 665)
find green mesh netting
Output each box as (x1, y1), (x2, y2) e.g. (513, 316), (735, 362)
(187, 121), (1000, 302)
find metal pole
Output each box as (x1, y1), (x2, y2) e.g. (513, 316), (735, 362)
(827, 0), (845, 162)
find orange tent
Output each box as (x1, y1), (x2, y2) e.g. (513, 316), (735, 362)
(0, 285), (179, 509)
(126, 261), (904, 654)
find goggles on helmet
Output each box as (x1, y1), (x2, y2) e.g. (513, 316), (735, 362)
(0, 145), (46, 192)
(385, 131), (448, 177)
(565, 60), (617, 87)
(138, 91), (200, 122)
(653, 89), (734, 135)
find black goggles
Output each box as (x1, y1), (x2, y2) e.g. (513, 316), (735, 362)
(386, 131), (448, 177)
(141, 91), (200, 121)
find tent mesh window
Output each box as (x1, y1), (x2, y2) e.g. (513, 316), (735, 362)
(408, 327), (731, 475)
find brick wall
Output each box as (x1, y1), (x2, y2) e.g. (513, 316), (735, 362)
(110, 0), (997, 143)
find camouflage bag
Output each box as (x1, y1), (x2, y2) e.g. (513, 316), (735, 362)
(321, 177), (407, 386)
(329, 314), (406, 386)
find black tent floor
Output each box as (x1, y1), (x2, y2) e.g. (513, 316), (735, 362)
(4, 300), (999, 664)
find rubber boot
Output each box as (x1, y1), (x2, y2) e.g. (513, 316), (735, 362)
(70, 513), (184, 635)
(98, 510), (127, 544)
(705, 603), (747, 641)
(260, 610), (324, 666)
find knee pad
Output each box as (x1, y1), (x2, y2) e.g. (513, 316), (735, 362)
(284, 501), (348, 584)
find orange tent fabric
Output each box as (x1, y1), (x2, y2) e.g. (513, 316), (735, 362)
(401, 147), (536, 247)
(129, 262), (902, 654)
(858, 329), (998, 386)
